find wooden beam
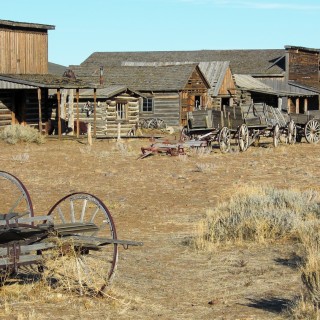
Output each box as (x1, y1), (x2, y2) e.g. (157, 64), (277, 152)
(37, 88), (42, 134)
(94, 88), (97, 137)
(57, 89), (61, 138)
(76, 88), (79, 138)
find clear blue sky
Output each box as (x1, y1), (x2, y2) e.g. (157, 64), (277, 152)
(2, 0), (320, 66)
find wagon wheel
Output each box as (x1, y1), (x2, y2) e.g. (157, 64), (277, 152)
(0, 171), (34, 222)
(219, 127), (230, 153)
(238, 124), (249, 152)
(44, 193), (118, 295)
(288, 120), (297, 145)
(305, 119), (320, 144)
(273, 124), (280, 148)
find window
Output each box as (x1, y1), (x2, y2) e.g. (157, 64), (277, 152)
(194, 96), (201, 110)
(142, 98), (153, 112)
(116, 102), (127, 120)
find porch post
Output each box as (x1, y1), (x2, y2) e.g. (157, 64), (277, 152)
(295, 98), (299, 114)
(57, 89), (61, 138)
(94, 88), (97, 137)
(76, 88), (79, 138)
(304, 98), (308, 113)
(37, 88), (42, 134)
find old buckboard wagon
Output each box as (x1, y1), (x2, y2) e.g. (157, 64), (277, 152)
(180, 103), (296, 153)
(0, 171), (143, 295)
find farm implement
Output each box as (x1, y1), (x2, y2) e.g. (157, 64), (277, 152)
(0, 171), (143, 295)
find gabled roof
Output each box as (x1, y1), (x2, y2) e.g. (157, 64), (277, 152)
(122, 61), (230, 96)
(79, 85), (143, 99)
(0, 19), (55, 31)
(78, 49), (286, 76)
(72, 64), (210, 91)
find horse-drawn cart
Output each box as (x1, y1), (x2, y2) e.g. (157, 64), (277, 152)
(0, 171), (142, 295)
(180, 103), (296, 153)
(289, 110), (320, 144)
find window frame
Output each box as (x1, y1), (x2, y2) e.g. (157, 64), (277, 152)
(142, 97), (154, 113)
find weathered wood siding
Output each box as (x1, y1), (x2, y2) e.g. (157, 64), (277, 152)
(218, 68), (236, 96)
(0, 28), (48, 74)
(288, 49), (319, 83)
(140, 93), (180, 127)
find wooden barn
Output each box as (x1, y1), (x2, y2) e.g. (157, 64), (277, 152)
(72, 63), (210, 129)
(0, 19), (96, 137)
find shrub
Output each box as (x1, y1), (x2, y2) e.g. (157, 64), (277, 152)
(194, 186), (320, 249)
(0, 125), (45, 144)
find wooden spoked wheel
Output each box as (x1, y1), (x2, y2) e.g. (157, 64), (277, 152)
(0, 171), (34, 222)
(305, 119), (320, 144)
(288, 120), (297, 145)
(219, 127), (230, 153)
(273, 124), (280, 148)
(45, 193), (118, 295)
(238, 124), (249, 152)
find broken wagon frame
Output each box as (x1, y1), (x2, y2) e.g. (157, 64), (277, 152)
(0, 171), (142, 294)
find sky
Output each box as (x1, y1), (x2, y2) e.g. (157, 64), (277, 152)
(2, 0), (320, 67)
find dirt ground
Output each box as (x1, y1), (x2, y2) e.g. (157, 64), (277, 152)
(0, 135), (319, 320)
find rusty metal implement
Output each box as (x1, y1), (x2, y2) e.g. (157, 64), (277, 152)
(0, 171), (143, 294)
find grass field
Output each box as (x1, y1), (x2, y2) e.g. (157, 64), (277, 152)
(0, 134), (320, 319)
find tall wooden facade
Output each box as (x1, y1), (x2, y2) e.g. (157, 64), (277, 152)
(0, 20), (55, 74)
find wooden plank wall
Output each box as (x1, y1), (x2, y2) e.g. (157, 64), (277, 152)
(140, 93), (180, 127)
(0, 29), (48, 74)
(288, 49), (319, 83)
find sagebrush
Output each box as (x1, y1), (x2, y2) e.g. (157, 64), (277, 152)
(0, 125), (45, 144)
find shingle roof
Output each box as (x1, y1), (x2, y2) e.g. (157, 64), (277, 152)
(0, 74), (96, 89)
(78, 49), (286, 75)
(121, 61), (230, 96)
(72, 64), (209, 91)
(79, 85), (143, 98)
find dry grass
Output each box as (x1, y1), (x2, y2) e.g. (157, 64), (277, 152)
(0, 125), (45, 144)
(193, 185), (320, 249)
(193, 185), (320, 318)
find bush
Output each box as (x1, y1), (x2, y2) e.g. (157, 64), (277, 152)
(0, 125), (45, 144)
(194, 186), (320, 249)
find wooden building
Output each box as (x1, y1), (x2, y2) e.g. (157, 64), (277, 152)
(72, 64), (210, 129)
(0, 19), (55, 74)
(122, 61), (237, 110)
(78, 85), (142, 137)
(77, 47), (320, 115)
(0, 19), (96, 136)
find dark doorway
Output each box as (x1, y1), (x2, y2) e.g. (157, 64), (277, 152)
(13, 91), (25, 124)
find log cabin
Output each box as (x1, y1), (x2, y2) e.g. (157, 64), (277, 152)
(72, 64), (210, 129)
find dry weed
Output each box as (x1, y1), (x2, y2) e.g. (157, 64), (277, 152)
(193, 185), (320, 249)
(0, 125), (45, 144)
